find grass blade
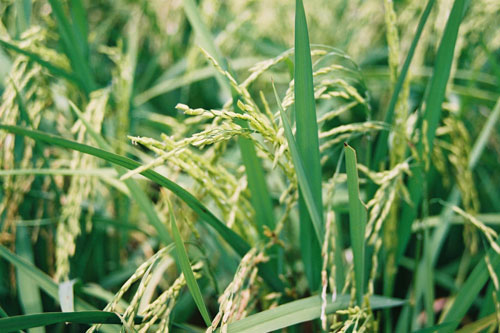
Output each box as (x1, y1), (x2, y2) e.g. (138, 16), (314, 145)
(371, 0), (436, 169)
(411, 321), (459, 333)
(0, 306), (8, 318)
(344, 143), (367, 305)
(170, 205), (211, 327)
(294, 0), (324, 291)
(236, 130), (276, 236)
(0, 311), (140, 331)
(438, 240), (500, 332)
(47, 0), (95, 94)
(274, 83), (323, 244)
(69, 0), (89, 59)
(455, 313), (497, 333)
(225, 294), (404, 332)
(397, 0), (467, 262)
(182, 0), (225, 71)
(0, 124), (283, 291)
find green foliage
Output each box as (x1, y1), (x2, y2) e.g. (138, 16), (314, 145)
(294, 0), (324, 292)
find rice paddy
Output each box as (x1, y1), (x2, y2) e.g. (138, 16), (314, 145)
(0, 0), (499, 332)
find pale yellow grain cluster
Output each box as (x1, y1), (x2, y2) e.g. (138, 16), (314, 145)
(359, 160), (411, 298)
(383, 0), (410, 170)
(138, 264), (199, 332)
(447, 117), (480, 251)
(126, 133), (255, 232)
(449, 205), (500, 255)
(330, 303), (375, 333)
(0, 27), (64, 236)
(100, 36), (136, 154)
(55, 89), (108, 281)
(208, 248), (266, 332)
(88, 245), (199, 333)
(359, 160), (411, 243)
(320, 122), (387, 153)
(436, 113), (480, 253)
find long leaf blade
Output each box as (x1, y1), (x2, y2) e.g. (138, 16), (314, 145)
(439, 240), (500, 332)
(47, 0), (95, 93)
(294, 0), (324, 291)
(274, 84), (323, 244)
(0, 311), (140, 331)
(225, 294), (404, 332)
(344, 143), (367, 305)
(170, 206), (211, 327)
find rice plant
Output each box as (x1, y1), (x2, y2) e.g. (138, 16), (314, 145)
(0, 0), (499, 332)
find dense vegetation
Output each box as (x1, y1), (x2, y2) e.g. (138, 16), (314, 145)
(0, 0), (499, 331)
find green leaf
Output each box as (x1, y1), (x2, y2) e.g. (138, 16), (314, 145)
(438, 239), (500, 332)
(224, 294), (404, 332)
(170, 205), (212, 327)
(69, 0), (89, 59)
(0, 305), (8, 318)
(344, 144), (367, 305)
(294, 0), (324, 291)
(411, 321), (459, 333)
(236, 129), (276, 235)
(455, 313), (497, 333)
(0, 311), (140, 331)
(47, 0), (95, 94)
(274, 83), (323, 244)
